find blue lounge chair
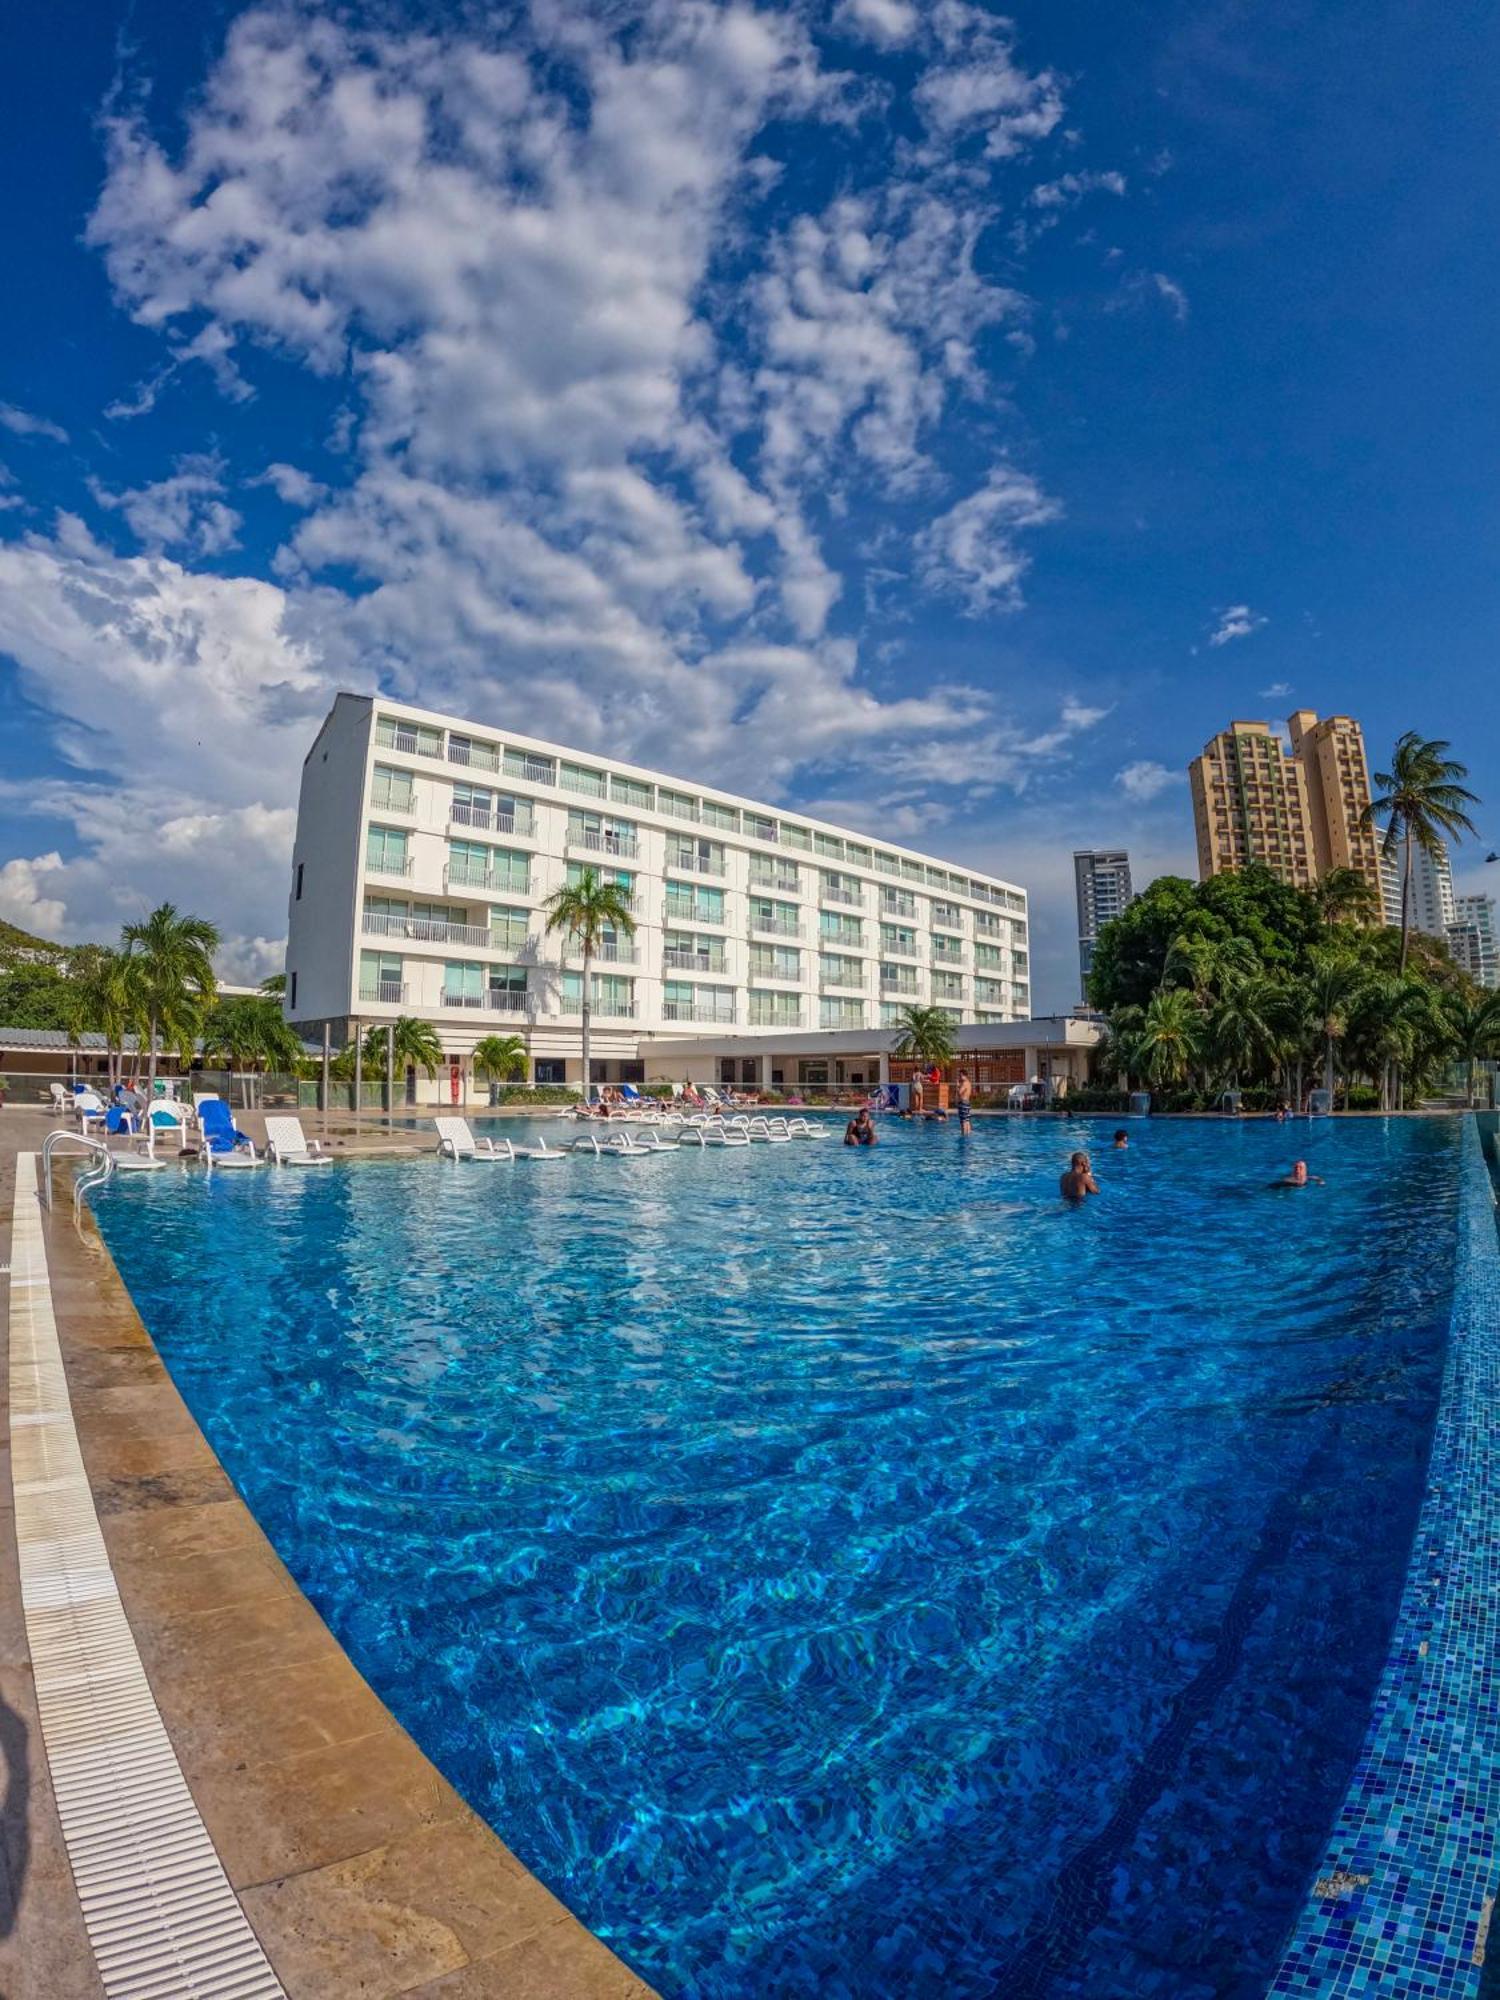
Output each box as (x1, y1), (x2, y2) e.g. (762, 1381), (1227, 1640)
(198, 1097), (260, 1169)
(619, 1083), (645, 1104)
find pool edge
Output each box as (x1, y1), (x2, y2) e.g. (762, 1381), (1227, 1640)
(1270, 1112), (1500, 1996)
(3, 1109), (655, 2000)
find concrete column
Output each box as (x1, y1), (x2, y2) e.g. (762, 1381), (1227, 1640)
(759, 1051), (775, 1093)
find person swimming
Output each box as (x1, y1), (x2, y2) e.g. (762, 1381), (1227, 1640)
(845, 1107), (878, 1147)
(1112, 1129), (1128, 1150)
(1060, 1151), (1099, 1200)
(1272, 1159), (1323, 1188)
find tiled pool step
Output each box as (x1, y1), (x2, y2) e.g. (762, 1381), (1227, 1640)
(8, 1151), (285, 1999)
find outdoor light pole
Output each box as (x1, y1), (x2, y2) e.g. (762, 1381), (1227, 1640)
(320, 1021), (330, 1131)
(353, 1019), (362, 1135)
(387, 1023), (395, 1135)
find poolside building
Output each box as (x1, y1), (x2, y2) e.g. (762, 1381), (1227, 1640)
(284, 695), (1032, 1085)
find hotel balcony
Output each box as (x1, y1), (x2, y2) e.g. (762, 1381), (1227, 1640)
(750, 873), (803, 895)
(666, 853), (726, 877)
(821, 885), (863, 909)
(662, 902), (727, 927)
(880, 975), (919, 995)
(557, 1000), (638, 1020)
(357, 981), (408, 1005)
(450, 803), (536, 837)
(366, 856), (414, 879)
(750, 914), (802, 938)
(363, 912), (492, 948)
(567, 828), (640, 860)
(663, 948), (728, 973)
(564, 940), (639, 965)
(749, 1009), (806, 1029)
(661, 1001), (737, 1024)
(440, 988), (531, 1014)
(444, 865), (532, 897)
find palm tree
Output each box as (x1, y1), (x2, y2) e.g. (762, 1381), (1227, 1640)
(63, 948), (143, 1091)
(1305, 950), (1363, 1103)
(890, 1004), (958, 1072)
(1311, 867), (1380, 929)
(473, 1033), (528, 1103)
(120, 904), (219, 1091)
(259, 972), (287, 997)
(204, 995), (306, 1108)
(1444, 991), (1500, 1107)
(362, 1015), (445, 1080)
(542, 869), (638, 1097)
(1361, 733), (1480, 973)
(1208, 973), (1281, 1091)
(1136, 987), (1200, 1093)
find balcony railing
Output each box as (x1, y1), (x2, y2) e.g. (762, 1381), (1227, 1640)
(564, 940), (638, 965)
(880, 976), (919, 995)
(369, 792), (416, 816)
(750, 914), (802, 938)
(450, 803), (535, 836)
(557, 1000), (637, 1020)
(363, 912), (490, 948)
(666, 852), (725, 877)
(365, 855), (413, 878)
(880, 941), (917, 960)
(662, 1001), (736, 1024)
(663, 902), (726, 926)
(358, 981), (407, 1005)
(567, 829), (640, 859)
(749, 966), (802, 985)
(502, 755), (557, 786)
(659, 797), (700, 823)
(932, 948), (965, 966)
(379, 727), (427, 757)
(819, 974), (866, 993)
(663, 948), (727, 972)
(446, 740), (501, 773)
(880, 896), (916, 918)
(445, 866), (531, 895)
(750, 873), (802, 894)
(821, 885), (863, 908)
(560, 770), (608, 799)
(441, 988), (531, 1013)
(749, 1009), (806, 1029)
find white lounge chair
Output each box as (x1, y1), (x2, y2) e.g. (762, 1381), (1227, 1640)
(513, 1136), (568, 1162)
(264, 1115), (334, 1167)
(746, 1116), (792, 1143)
(434, 1117), (514, 1161)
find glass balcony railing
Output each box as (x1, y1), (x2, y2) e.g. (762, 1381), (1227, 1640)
(749, 1008), (806, 1029)
(363, 912), (490, 948)
(449, 803), (535, 836)
(567, 828), (640, 859)
(365, 855), (413, 878)
(663, 948), (727, 972)
(750, 914), (801, 938)
(557, 999), (637, 1019)
(357, 980), (407, 1005)
(661, 1001), (736, 1024)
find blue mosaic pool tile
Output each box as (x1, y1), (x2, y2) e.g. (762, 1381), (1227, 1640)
(1269, 1117), (1500, 1997)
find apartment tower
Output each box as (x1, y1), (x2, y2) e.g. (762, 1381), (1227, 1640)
(1287, 711), (1384, 901)
(1073, 850), (1133, 996)
(1189, 722), (1316, 887)
(1447, 893), (1499, 990)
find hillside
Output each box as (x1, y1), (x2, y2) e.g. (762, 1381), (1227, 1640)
(0, 919), (71, 963)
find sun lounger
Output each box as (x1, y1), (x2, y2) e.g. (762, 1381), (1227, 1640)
(264, 1115), (333, 1166)
(434, 1117), (513, 1161)
(198, 1097), (261, 1168)
(512, 1136), (568, 1161)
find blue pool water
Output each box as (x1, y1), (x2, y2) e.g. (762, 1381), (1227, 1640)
(94, 1115), (1464, 1999)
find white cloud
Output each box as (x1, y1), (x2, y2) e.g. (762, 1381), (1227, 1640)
(1259, 679), (1291, 699)
(1116, 759), (1175, 801)
(0, 403), (68, 443)
(1151, 272), (1190, 322)
(1030, 170), (1126, 209)
(1208, 603), (1268, 647)
(256, 462), (330, 508)
(834, 0), (919, 47)
(914, 3), (1064, 159)
(92, 453), (243, 557)
(0, 854), (69, 937)
(915, 466), (1061, 613)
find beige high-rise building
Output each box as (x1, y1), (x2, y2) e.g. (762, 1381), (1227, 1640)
(1287, 710), (1383, 900)
(1189, 721), (1317, 887)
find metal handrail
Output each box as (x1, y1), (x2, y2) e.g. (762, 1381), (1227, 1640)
(40, 1130), (116, 1217)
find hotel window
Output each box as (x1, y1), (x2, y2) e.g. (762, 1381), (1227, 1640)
(489, 905), (530, 950)
(880, 888), (916, 918)
(701, 800), (739, 832)
(931, 901), (963, 931)
(365, 825), (411, 876)
(658, 787), (699, 822)
(667, 835), (725, 875)
(749, 943), (802, 980)
(819, 954), (864, 988)
(295, 862), (304, 902)
(560, 760), (608, 799)
(609, 773), (654, 811)
(358, 950), (404, 1003)
(750, 897), (800, 935)
(820, 871), (862, 907)
(565, 860), (632, 897)
(452, 843), (529, 894)
(744, 812), (777, 843)
(370, 765), (414, 812)
(750, 992), (802, 1027)
(975, 977), (1004, 1007)
(780, 823), (812, 850)
(819, 997), (865, 1030)
(874, 851), (900, 876)
(845, 843), (872, 868)
(568, 808), (638, 856)
(880, 924), (916, 957)
(375, 716), (442, 758)
(665, 883), (725, 925)
(813, 832), (845, 859)
(443, 961), (485, 1006)
(750, 856), (801, 891)
(901, 858), (924, 882)
(502, 746), (556, 785)
(445, 732), (500, 771)
(819, 911), (863, 948)
(975, 943), (1003, 969)
(664, 931), (726, 972)
(933, 970), (965, 1002)
(879, 962), (918, 993)
(563, 972), (634, 1015)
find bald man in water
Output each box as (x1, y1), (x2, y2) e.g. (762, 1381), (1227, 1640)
(1060, 1151), (1099, 1200)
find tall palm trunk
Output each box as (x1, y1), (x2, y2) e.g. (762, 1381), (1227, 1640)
(1399, 827), (1413, 975)
(581, 944), (593, 1100)
(1324, 1034), (1335, 1100)
(148, 1010), (160, 1093)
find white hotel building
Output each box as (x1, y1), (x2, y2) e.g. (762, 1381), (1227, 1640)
(285, 694), (1031, 1084)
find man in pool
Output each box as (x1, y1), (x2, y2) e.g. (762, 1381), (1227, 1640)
(1112, 1129), (1129, 1150)
(1060, 1151), (1099, 1200)
(1273, 1159), (1324, 1188)
(956, 1071), (973, 1133)
(845, 1106), (877, 1147)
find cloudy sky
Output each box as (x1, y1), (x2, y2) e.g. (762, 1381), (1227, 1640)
(2, 0), (1497, 1007)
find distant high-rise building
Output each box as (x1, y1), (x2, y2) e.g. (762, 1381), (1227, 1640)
(1287, 710), (1384, 905)
(1382, 840), (1457, 936)
(1446, 893), (1498, 990)
(1074, 849), (1133, 996)
(1189, 721), (1316, 888)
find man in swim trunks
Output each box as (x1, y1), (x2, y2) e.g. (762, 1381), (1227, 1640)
(956, 1071), (973, 1133)
(1273, 1160), (1324, 1188)
(1060, 1151), (1099, 1200)
(845, 1107), (877, 1147)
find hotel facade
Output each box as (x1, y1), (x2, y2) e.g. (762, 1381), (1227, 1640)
(284, 695), (1031, 1083)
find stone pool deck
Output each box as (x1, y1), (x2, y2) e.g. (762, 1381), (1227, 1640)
(0, 1107), (652, 2000)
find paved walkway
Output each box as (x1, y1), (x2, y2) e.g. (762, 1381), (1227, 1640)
(0, 1107), (652, 2000)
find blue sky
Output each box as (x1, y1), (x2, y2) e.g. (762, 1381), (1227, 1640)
(1, 0), (1497, 1006)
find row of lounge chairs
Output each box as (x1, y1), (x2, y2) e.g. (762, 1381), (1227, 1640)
(434, 1113), (825, 1160)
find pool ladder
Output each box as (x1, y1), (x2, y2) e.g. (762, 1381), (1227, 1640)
(40, 1131), (116, 1220)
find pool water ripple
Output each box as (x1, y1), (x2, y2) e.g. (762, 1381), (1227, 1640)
(95, 1115), (1462, 1998)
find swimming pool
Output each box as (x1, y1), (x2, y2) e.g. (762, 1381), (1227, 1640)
(94, 1115), (1464, 1997)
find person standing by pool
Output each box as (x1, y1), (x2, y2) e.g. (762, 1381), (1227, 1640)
(956, 1071), (973, 1134)
(1060, 1151), (1099, 1200)
(910, 1073), (924, 1116)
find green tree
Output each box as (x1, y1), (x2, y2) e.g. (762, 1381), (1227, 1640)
(361, 1016), (445, 1099)
(203, 995), (306, 1108)
(259, 972), (287, 997)
(1361, 733), (1480, 973)
(889, 1004), (958, 1071)
(1086, 877), (1203, 1012)
(63, 948), (144, 1090)
(1207, 973), (1282, 1090)
(473, 1033), (529, 1103)
(1136, 986), (1201, 1093)
(120, 904), (220, 1091)
(0, 963), (74, 1031)
(542, 868), (638, 1096)
(1311, 867), (1381, 929)
(1444, 991), (1500, 1107)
